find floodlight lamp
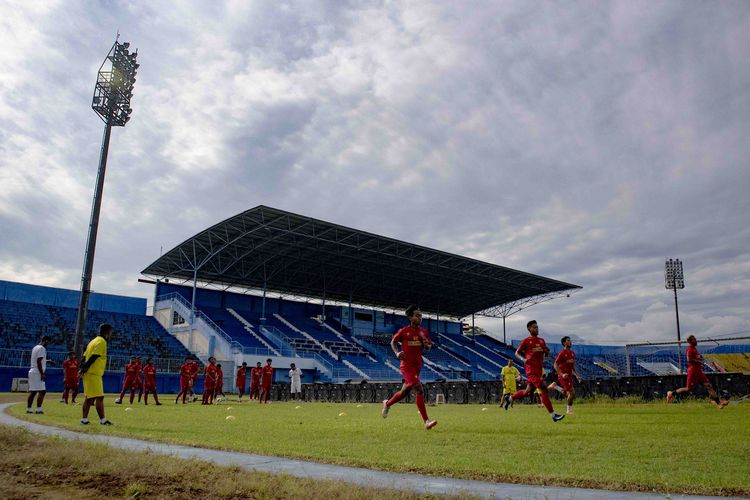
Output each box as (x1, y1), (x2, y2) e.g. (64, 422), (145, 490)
(123, 42), (130, 49)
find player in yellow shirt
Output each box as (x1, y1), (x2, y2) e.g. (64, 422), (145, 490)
(80, 324), (114, 425)
(500, 359), (520, 409)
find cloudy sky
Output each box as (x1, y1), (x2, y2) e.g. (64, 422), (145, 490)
(2, 1), (749, 344)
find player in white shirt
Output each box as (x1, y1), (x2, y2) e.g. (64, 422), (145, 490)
(288, 363), (302, 400)
(27, 336), (52, 414)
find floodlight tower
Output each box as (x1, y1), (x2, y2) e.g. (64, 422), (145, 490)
(665, 258), (685, 373)
(73, 37), (139, 356)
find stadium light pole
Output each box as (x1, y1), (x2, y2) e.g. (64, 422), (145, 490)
(665, 258), (685, 374)
(73, 37), (139, 356)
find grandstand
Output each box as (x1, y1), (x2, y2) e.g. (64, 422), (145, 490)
(0, 280), (193, 378)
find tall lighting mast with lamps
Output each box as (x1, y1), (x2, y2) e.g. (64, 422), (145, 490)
(73, 37), (139, 356)
(665, 258), (685, 373)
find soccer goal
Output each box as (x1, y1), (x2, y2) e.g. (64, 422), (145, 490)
(620, 336), (750, 377)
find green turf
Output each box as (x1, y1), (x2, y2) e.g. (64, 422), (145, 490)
(7, 396), (750, 496)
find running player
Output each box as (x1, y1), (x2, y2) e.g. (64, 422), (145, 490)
(236, 362), (248, 401)
(381, 305), (437, 430)
(202, 357), (219, 405)
(259, 359), (273, 404)
(553, 336), (582, 415)
(142, 358), (161, 405)
(249, 361), (262, 400)
(502, 320), (565, 422)
(115, 356), (139, 405)
(667, 335), (729, 408)
(175, 356), (194, 404)
(500, 358), (520, 409)
(61, 351), (80, 404)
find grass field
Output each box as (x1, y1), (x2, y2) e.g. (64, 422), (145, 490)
(6, 395), (750, 496)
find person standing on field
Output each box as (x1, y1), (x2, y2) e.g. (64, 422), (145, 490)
(259, 359), (274, 404)
(61, 351), (80, 404)
(502, 320), (565, 422)
(142, 358), (161, 405)
(381, 305), (437, 430)
(553, 336), (582, 415)
(80, 324), (113, 425)
(289, 362), (302, 400)
(500, 358), (520, 409)
(667, 335), (728, 408)
(236, 362), (248, 401)
(27, 335), (51, 414)
(249, 361), (263, 400)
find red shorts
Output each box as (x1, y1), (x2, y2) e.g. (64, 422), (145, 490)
(122, 378), (137, 390)
(557, 373), (574, 392)
(204, 384), (216, 393)
(525, 370), (544, 389)
(64, 379), (79, 390)
(687, 368), (710, 389)
(144, 381), (156, 391)
(236, 379), (246, 389)
(261, 383), (271, 391)
(180, 376), (193, 390)
(400, 363), (422, 386)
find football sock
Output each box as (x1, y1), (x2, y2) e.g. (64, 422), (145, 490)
(415, 393), (429, 421)
(129, 391), (135, 404)
(386, 391), (406, 407)
(63, 391), (68, 404)
(540, 392), (553, 413)
(567, 405), (572, 412)
(100, 418), (107, 424)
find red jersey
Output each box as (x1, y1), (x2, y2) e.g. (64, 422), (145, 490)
(392, 325), (431, 367)
(261, 365), (274, 384)
(251, 367), (262, 384)
(135, 362), (143, 381)
(180, 361), (192, 378)
(143, 365), (157, 384)
(555, 349), (575, 375)
(237, 367), (247, 381)
(63, 359), (79, 380)
(204, 364), (219, 385)
(686, 345), (703, 371)
(217, 367), (224, 384)
(189, 360), (200, 379)
(517, 335), (547, 375)
(124, 362), (139, 380)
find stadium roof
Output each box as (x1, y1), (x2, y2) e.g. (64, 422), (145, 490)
(142, 205), (580, 318)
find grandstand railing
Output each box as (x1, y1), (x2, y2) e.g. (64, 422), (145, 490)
(0, 348), (185, 374)
(156, 293), (246, 356)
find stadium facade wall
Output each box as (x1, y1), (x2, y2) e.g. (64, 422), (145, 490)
(0, 280), (146, 315)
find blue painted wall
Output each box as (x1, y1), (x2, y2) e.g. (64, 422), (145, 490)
(0, 280), (146, 315)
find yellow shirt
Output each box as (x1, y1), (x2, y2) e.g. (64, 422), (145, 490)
(501, 365), (520, 386)
(83, 335), (107, 376)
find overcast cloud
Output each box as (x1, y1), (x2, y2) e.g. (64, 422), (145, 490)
(2, 1), (749, 344)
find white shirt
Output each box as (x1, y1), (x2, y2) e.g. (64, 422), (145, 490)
(289, 367), (301, 383)
(30, 344), (47, 372)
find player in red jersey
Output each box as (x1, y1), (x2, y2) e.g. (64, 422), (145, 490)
(502, 320), (564, 422)
(552, 336), (582, 415)
(249, 361), (263, 400)
(259, 359), (274, 403)
(381, 305), (437, 430)
(115, 356), (139, 405)
(667, 335), (729, 408)
(142, 358), (162, 405)
(202, 357), (219, 404)
(134, 356), (144, 403)
(61, 351), (80, 404)
(215, 363), (226, 399)
(189, 358), (200, 402)
(175, 356), (195, 404)
(236, 362), (248, 401)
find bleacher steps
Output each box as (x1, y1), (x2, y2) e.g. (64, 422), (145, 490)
(226, 308), (280, 356)
(440, 334), (504, 371)
(341, 359), (370, 380)
(274, 313), (339, 361)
